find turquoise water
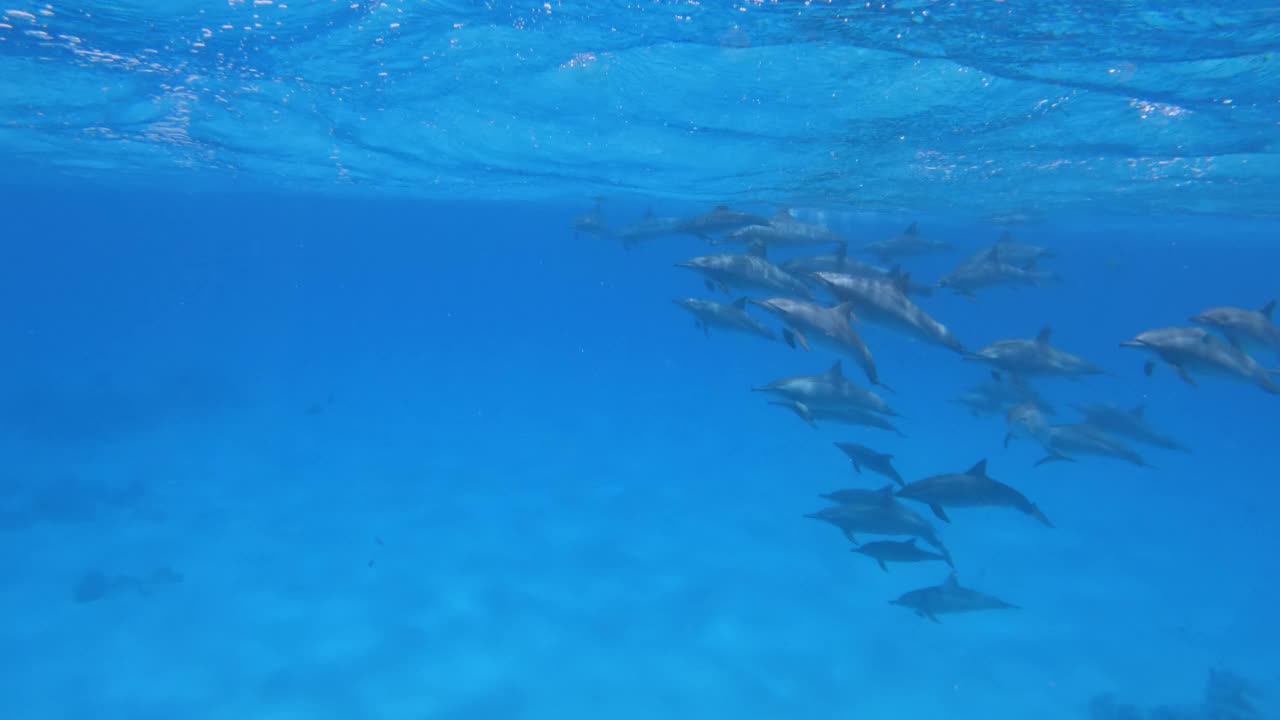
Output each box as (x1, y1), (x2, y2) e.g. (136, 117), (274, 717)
(2, 3), (1278, 719)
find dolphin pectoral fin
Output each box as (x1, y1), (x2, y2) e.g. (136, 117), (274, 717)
(851, 462), (862, 474)
(877, 558), (889, 572)
(929, 504), (951, 523)
(1143, 361), (1156, 377)
(782, 329), (796, 349)
(1170, 364), (1197, 387)
(841, 528), (859, 545)
(920, 610), (942, 624)
(795, 331), (811, 351)
(717, 281), (731, 295)
(876, 379), (897, 394)
(1029, 504), (1054, 528)
(703, 279), (715, 292)
(1034, 452), (1074, 467)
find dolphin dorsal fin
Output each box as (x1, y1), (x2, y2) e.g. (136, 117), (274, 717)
(827, 360), (844, 379)
(985, 245), (1001, 263)
(903, 222), (918, 236)
(833, 301), (858, 320)
(1131, 404), (1146, 419)
(747, 241), (768, 260)
(966, 459), (988, 477)
(1036, 326), (1052, 344)
(732, 296), (749, 310)
(943, 572), (960, 589)
(998, 230), (1012, 244)
(1261, 300), (1276, 319)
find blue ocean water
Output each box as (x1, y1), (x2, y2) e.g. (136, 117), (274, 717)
(2, 3), (1279, 720)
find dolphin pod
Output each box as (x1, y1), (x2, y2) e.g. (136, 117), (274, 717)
(575, 199), (1275, 623)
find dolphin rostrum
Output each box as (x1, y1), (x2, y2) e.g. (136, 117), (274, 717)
(890, 572), (1019, 623)
(896, 459), (1053, 527)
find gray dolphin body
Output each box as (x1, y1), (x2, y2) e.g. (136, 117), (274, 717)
(805, 488), (950, 557)
(613, 211), (682, 248)
(1120, 326), (1279, 394)
(672, 297), (776, 342)
(966, 326), (1105, 380)
(753, 360), (895, 416)
(1006, 404), (1153, 468)
(782, 251), (935, 297)
(1071, 403), (1189, 452)
(749, 298), (885, 387)
(834, 442), (904, 486)
(814, 271), (966, 354)
(852, 538), (952, 572)
(982, 231), (1055, 268)
(676, 246), (812, 299)
(1191, 300), (1280, 358)
(862, 222), (952, 263)
(954, 372), (1056, 418)
(675, 205), (771, 240)
(891, 572), (1019, 623)
(896, 459), (1053, 527)
(725, 210), (846, 249)
(937, 248), (1060, 297)
(571, 198), (611, 239)
(769, 400), (905, 435)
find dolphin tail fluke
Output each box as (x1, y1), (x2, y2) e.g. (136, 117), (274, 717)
(1172, 364), (1197, 387)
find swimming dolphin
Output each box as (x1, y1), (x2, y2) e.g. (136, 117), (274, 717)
(1070, 402), (1189, 452)
(675, 205), (771, 241)
(749, 298), (885, 387)
(782, 248), (935, 297)
(861, 222), (952, 263)
(613, 208), (682, 249)
(672, 297), (776, 342)
(804, 487), (950, 557)
(953, 371), (1056, 418)
(571, 197), (611, 239)
(1119, 326), (1279, 394)
(890, 572), (1019, 623)
(937, 246), (1060, 298)
(834, 442), (904, 486)
(965, 326), (1106, 380)
(896, 459), (1053, 527)
(768, 400), (905, 435)
(753, 360), (895, 416)
(1006, 404), (1154, 468)
(813, 271), (966, 354)
(724, 209), (847, 249)
(852, 538), (952, 572)
(983, 230), (1055, 268)
(820, 485), (902, 506)
(675, 244), (812, 299)
(1190, 300), (1280, 358)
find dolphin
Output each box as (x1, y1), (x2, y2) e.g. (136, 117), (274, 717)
(890, 572), (1019, 623)
(1119, 326), (1279, 394)
(937, 246), (1060, 297)
(571, 197), (611, 239)
(861, 222), (952, 263)
(768, 400), (905, 435)
(1006, 405), (1154, 468)
(1070, 402), (1189, 453)
(753, 360), (895, 416)
(896, 459), (1053, 527)
(724, 209), (847, 249)
(852, 538), (952, 572)
(965, 326), (1106, 380)
(834, 442), (904, 486)
(1190, 300), (1280, 358)
(820, 485), (902, 506)
(813, 271), (966, 354)
(672, 297), (776, 342)
(804, 487), (950, 557)
(675, 244), (812, 299)
(675, 205), (771, 241)
(613, 208), (682, 249)
(954, 371), (1056, 418)
(749, 298), (885, 387)
(983, 230), (1055, 268)
(783, 248), (936, 297)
